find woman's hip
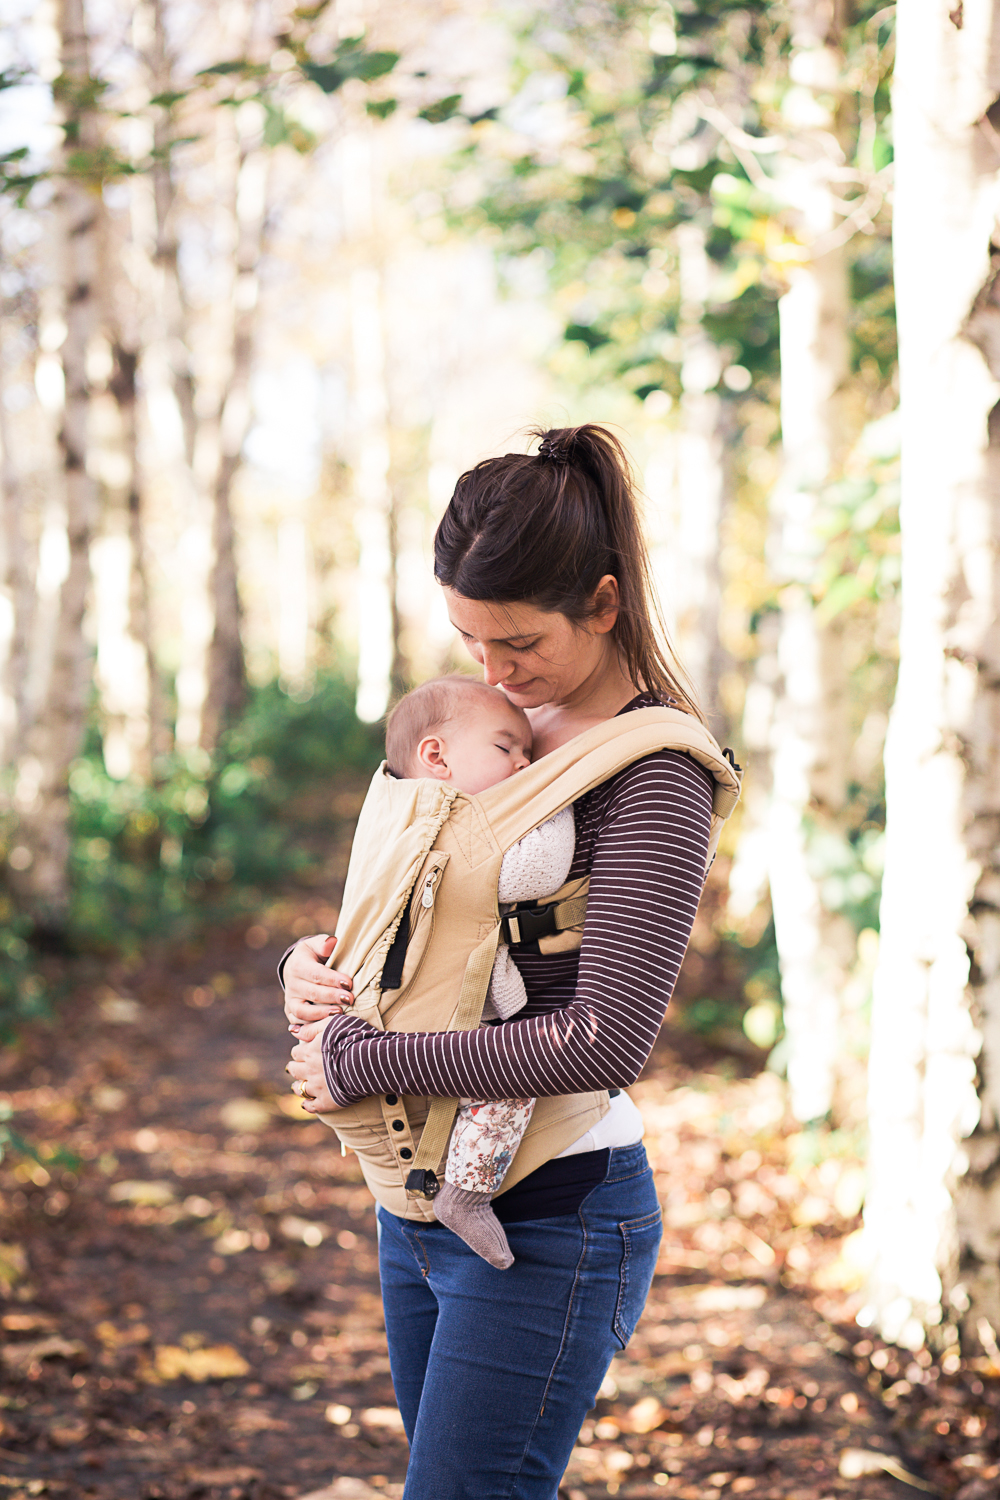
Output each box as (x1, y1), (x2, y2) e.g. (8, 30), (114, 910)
(377, 1141), (661, 1312)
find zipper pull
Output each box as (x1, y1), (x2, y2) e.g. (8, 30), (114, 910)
(421, 870), (439, 909)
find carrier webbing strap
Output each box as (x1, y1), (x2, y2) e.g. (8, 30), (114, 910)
(502, 894), (588, 947)
(405, 922), (503, 1191)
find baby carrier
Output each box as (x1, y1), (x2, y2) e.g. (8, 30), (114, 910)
(319, 705), (742, 1221)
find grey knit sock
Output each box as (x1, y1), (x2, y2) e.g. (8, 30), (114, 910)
(434, 1181), (515, 1270)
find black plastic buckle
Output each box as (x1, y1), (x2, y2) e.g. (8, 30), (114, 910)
(723, 747), (743, 773)
(500, 902), (558, 948)
(405, 1169), (440, 1200)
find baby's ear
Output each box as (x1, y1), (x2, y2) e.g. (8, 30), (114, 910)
(414, 734), (450, 780)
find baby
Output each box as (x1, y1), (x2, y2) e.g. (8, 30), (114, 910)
(322, 675), (575, 1270)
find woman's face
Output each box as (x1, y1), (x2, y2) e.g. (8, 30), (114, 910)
(442, 583), (619, 709)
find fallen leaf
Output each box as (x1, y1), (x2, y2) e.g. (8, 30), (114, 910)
(360, 1406), (405, 1432)
(1, 1312), (54, 1332)
(108, 1179), (175, 1206)
(626, 1396), (666, 1433)
(48, 1421), (89, 1447)
(0, 1243), (27, 1293)
(219, 1097), (273, 1133)
(151, 1343), (250, 1382)
(297, 1483), (382, 1500)
(213, 1228), (252, 1255)
(99, 996), (142, 1024)
(839, 1447), (935, 1491)
(2, 1336), (87, 1370)
(275, 1094), (313, 1119)
(184, 1467), (263, 1485)
(95, 1320), (150, 1347)
(674, 1283), (768, 1312)
(280, 1214), (326, 1246)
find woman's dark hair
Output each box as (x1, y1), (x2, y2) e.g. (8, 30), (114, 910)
(433, 424), (701, 718)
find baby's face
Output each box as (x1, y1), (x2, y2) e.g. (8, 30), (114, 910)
(436, 698), (532, 794)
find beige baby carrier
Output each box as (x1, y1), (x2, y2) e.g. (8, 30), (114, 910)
(319, 705), (742, 1222)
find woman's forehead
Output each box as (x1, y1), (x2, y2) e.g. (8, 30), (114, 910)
(443, 589), (555, 640)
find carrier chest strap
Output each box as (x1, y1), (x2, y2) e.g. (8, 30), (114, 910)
(500, 895), (587, 948)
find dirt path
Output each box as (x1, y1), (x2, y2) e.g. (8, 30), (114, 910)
(1, 907), (996, 1500)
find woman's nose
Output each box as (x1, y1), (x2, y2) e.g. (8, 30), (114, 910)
(480, 647), (511, 686)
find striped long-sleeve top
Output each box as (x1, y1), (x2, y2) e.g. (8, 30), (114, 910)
(319, 695), (713, 1107)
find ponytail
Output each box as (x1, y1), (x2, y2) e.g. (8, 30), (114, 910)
(433, 424), (702, 719)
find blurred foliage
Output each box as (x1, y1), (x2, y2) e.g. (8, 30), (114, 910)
(0, 898), (47, 1041)
(444, 0), (895, 407)
(0, 674), (382, 1026)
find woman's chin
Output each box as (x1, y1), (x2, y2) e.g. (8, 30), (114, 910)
(501, 680), (548, 708)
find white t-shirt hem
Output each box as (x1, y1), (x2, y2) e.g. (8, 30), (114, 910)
(554, 1089), (645, 1158)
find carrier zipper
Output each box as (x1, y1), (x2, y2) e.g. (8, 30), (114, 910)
(420, 869), (441, 909)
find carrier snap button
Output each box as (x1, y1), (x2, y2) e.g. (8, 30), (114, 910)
(400, 1147), (412, 1160)
(385, 1093), (398, 1106)
(391, 1119), (405, 1132)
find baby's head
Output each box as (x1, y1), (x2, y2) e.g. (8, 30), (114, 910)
(385, 676), (532, 794)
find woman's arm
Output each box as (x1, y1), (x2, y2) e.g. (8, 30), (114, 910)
(321, 750), (713, 1106)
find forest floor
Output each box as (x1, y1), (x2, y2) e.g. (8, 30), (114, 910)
(1, 819), (999, 1500)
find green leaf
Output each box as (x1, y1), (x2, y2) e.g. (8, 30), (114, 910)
(366, 98), (398, 119)
(565, 322), (610, 351)
(149, 90), (188, 108)
(302, 44), (398, 94)
(814, 573), (871, 624)
(419, 94), (463, 125)
(198, 60), (252, 77)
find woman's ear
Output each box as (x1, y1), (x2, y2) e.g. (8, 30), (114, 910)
(414, 734), (451, 780)
(590, 574), (620, 634)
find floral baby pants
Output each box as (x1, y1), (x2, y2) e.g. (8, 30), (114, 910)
(445, 1097), (537, 1193)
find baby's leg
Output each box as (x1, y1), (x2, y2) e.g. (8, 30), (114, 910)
(434, 1098), (535, 1270)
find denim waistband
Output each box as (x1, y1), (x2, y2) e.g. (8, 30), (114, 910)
(601, 1140), (650, 1184)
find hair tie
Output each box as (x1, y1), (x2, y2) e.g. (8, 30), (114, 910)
(538, 436), (571, 465)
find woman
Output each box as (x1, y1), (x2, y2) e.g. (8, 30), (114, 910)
(285, 425), (714, 1500)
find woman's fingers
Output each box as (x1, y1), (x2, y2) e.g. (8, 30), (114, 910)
(302, 932), (338, 961)
(287, 938), (353, 991)
(283, 939), (353, 1027)
(285, 1033), (335, 1112)
(291, 1018), (329, 1043)
(283, 987), (348, 1024)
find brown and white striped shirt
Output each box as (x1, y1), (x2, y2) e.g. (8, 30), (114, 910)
(319, 695), (713, 1106)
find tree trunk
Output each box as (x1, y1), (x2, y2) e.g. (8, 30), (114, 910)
(15, 0), (102, 927)
(96, 331), (163, 780)
(198, 148), (266, 750)
(147, 0), (253, 754)
(764, 0), (856, 1123)
(862, 0), (1000, 1351)
(675, 223), (727, 732)
(0, 329), (32, 764)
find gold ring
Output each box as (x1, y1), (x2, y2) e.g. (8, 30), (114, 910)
(292, 1079), (305, 1097)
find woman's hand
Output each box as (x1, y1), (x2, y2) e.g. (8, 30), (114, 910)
(283, 934), (353, 1031)
(288, 1024), (338, 1114)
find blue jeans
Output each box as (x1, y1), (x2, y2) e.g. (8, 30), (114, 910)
(376, 1142), (662, 1500)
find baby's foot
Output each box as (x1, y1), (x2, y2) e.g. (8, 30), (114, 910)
(434, 1181), (514, 1270)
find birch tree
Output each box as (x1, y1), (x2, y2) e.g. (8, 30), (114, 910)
(13, 0), (103, 926)
(763, 0), (857, 1123)
(675, 222), (727, 731)
(863, 0), (1000, 1350)
(0, 318), (32, 764)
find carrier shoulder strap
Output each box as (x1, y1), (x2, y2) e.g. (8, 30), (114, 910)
(403, 707), (743, 1200)
(479, 704), (741, 861)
